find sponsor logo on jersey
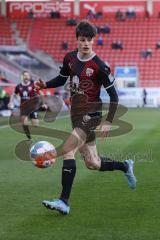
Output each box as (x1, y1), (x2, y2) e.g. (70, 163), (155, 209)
(69, 62), (73, 69)
(86, 68), (94, 77)
(23, 91), (28, 97)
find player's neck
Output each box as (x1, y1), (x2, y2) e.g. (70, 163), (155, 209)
(22, 81), (30, 86)
(77, 51), (95, 61)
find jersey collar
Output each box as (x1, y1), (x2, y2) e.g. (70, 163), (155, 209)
(21, 81), (31, 86)
(77, 51), (96, 62)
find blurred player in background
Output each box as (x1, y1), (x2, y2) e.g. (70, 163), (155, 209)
(35, 20), (137, 215)
(8, 70), (39, 140)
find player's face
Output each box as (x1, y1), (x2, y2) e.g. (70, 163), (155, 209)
(23, 72), (31, 83)
(77, 36), (94, 56)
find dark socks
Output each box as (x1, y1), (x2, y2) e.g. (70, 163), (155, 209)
(99, 156), (127, 172)
(22, 125), (31, 140)
(60, 159), (76, 204)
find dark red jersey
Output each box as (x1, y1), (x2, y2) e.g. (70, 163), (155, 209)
(15, 80), (37, 105)
(60, 50), (115, 102)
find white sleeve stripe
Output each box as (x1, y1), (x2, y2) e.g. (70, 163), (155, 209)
(59, 73), (69, 78)
(104, 82), (115, 90)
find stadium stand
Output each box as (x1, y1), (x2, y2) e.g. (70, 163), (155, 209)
(0, 16), (160, 87)
(0, 17), (16, 45)
(28, 17), (160, 87)
(15, 18), (33, 42)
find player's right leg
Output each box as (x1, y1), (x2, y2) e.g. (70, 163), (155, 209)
(42, 127), (87, 215)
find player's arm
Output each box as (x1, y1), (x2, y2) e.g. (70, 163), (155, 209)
(99, 85), (118, 138)
(98, 65), (118, 137)
(105, 85), (118, 123)
(8, 93), (15, 109)
(35, 55), (70, 89)
(100, 65), (119, 123)
(8, 86), (19, 109)
(46, 74), (68, 88)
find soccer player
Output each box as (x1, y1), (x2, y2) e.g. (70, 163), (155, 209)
(35, 20), (137, 215)
(8, 70), (39, 140)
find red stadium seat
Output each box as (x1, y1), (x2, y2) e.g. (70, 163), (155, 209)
(0, 16), (160, 87)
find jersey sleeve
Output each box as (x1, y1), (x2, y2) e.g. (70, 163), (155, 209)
(59, 54), (70, 77)
(98, 63), (115, 89)
(14, 85), (19, 95)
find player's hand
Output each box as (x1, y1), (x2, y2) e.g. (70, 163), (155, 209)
(34, 79), (46, 90)
(8, 102), (14, 110)
(41, 104), (48, 110)
(96, 121), (112, 139)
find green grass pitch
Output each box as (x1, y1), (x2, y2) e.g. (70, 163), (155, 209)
(0, 108), (160, 240)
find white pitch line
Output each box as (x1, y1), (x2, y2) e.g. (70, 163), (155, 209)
(0, 125), (8, 129)
(0, 114), (70, 129)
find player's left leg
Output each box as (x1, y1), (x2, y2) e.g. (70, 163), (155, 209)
(79, 140), (137, 189)
(28, 111), (39, 140)
(60, 127), (86, 202)
(43, 127), (87, 214)
(21, 115), (31, 140)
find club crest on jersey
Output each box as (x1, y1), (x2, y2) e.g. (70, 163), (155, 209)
(28, 87), (32, 91)
(86, 68), (94, 77)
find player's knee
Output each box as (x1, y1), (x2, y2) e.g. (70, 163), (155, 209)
(63, 153), (75, 160)
(62, 139), (78, 157)
(63, 149), (75, 160)
(62, 145), (71, 156)
(33, 123), (38, 127)
(84, 159), (100, 170)
(32, 119), (39, 127)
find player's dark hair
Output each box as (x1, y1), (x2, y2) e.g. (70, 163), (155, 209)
(76, 20), (97, 39)
(22, 70), (29, 75)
